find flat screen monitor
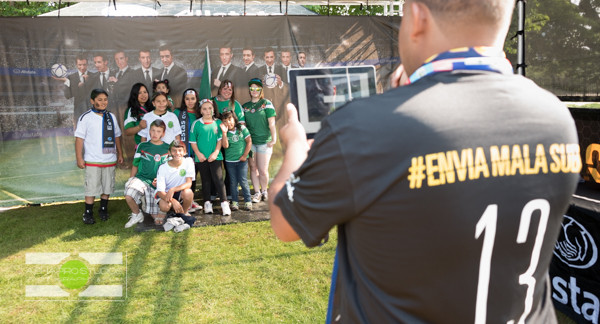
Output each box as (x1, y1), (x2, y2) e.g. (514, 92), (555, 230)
(288, 66), (377, 136)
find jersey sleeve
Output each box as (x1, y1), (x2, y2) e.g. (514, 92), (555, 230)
(132, 143), (143, 167)
(241, 125), (250, 139)
(235, 101), (245, 123)
(264, 100), (276, 118)
(189, 120), (198, 143)
(74, 116), (87, 139)
(124, 108), (136, 130)
(273, 121), (355, 247)
(216, 120), (223, 141)
(155, 164), (166, 194)
(138, 114), (149, 139)
(184, 157), (196, 181)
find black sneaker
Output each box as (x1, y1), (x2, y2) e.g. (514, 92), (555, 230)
(99, 209), (109, 221)
(83, 213), (95, 224)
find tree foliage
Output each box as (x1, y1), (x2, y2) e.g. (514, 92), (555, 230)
(0, 1), (73, 17)
(505, 0), (600, 97)
(304, 5), (385, 16)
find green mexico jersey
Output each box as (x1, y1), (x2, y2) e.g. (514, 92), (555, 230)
(224, 126), (251, 162)
(214, 98), (245, 123)
(124, 106), (149, 145)
(242, 99), (276, 145)
(189, 119), (223, 162)
(133, 141), (170, 187)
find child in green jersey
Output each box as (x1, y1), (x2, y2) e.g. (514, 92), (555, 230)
(124, 120), (170, 228)
(220, 111), (253, 211)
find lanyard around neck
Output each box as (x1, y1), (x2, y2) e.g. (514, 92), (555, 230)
(407, 47), (514, 85)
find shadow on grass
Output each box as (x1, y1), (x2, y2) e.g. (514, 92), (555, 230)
(151, 231), (190, 323)
(63, 222), (156, 323)
(0, 201), (124, 260)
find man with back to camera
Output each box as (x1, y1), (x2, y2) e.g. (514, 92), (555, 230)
(269, 0), (582, 323)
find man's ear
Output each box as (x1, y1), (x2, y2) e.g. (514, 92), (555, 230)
(408, 1), (431, 42)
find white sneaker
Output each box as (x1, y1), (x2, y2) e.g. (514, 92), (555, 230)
(173, 223), (190, 233)
(124, 212), (144, 228)
(261, 190), (268, 201)
(163, 221), (175, 232)
(221, 201), (231, 216)
(188, 201), (202, 213)
(251, 193), (261, 203)
(204, 201), (213, 214)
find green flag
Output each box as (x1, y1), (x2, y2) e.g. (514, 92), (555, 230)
(199, 46), (212, 100)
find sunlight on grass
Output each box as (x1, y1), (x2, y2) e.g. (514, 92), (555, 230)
(0, 202), (335, 323)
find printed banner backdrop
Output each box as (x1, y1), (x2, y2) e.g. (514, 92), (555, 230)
(569, 108), (600, 185)
(0, 16), (401, 207)
(551, 204), (600, 324)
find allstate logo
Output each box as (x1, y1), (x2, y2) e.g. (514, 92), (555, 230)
(554, 215), (598, 269)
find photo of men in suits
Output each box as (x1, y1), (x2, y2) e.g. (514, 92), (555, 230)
(60, 54), (92, 126)
(88, 53), (114, 93)
(297, 51), (307, 68)
(158, 45), (188, 104)
(258, 47), (285, 89)
(111, 50), (136, 108)
(279, 50), (297, 84)
(134, 49), (161, 94)
(212, 46), (242, 96)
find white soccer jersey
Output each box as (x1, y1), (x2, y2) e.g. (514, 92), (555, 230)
(155, 157), (196, 194)
(138, 110), (182, 145)
(74, 110), (122, 165)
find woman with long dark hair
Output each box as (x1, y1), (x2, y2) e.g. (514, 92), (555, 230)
(124, 83), (153, 146)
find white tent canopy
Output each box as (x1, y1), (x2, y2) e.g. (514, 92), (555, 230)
(28, 0), (404, 17)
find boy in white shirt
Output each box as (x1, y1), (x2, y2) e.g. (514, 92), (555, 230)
(155, 140), (195, 225)
(75, 88), (123, 224)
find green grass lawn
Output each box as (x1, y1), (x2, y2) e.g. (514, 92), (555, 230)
(0, 200), (580, 323)
(0, 201), (334, 323)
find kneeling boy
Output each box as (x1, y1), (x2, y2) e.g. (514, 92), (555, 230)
(124, 120), (170, 228)
(155, 140), (196, 225)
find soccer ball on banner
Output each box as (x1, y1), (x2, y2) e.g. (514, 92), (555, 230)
(264, 73), (278, 88)
(50, 63), (68, 78)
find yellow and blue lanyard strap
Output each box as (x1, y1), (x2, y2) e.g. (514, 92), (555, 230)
(408, 47), (514, 85)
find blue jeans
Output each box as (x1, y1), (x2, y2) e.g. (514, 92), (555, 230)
(225, 161), (251, 203)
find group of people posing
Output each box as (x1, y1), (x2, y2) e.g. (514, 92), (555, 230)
(74, 76), (276, 230)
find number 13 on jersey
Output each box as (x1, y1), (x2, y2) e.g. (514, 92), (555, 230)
(475, 199), (551, 324)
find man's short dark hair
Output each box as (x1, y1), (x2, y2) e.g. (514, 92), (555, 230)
(242, 47), (254, 55)
(264, 47), (275, 54)
(158, 45), (173, 55)
(93, 53), (108, 62)
(169, 139), (185, 151)
(90, 88), (109, 100)
(76, 54), (87, 62)
(150, 119), (166, 131)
